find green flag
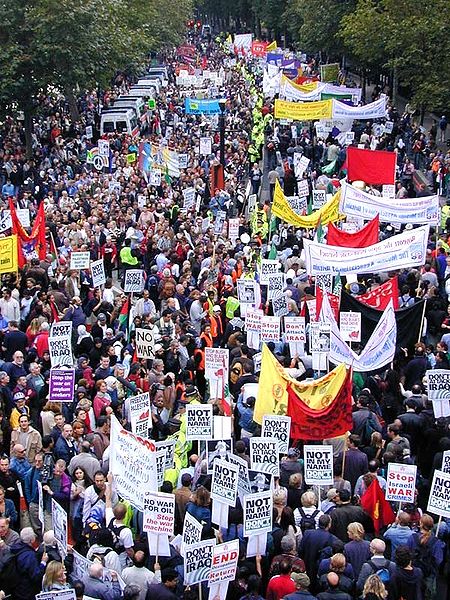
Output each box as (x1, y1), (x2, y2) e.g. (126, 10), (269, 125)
(322, 159), (337, 176)
(268, 242), (277, 259)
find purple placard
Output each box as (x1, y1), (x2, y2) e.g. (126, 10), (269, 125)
(49, 368), (75, 403)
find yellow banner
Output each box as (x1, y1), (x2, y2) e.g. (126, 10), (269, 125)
(272, 179), (341, 228)
(266, 40), (277, 51)
(0, 235), (18, 274)
(274, 98), (332, 121)
(254, 344), (348, 424)
(281, 74), (318, 93)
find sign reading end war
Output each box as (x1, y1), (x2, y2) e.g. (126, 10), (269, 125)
(243, 490), (273, 537)
(427, 469), (450, 518)
(250, 437), (280, 477)
(304, 445), (334, 485)
(209, 539), (239, 586)
(186, 404), (213, 440)
(385, 463), (417, 503)
(261, 415), (291, 455)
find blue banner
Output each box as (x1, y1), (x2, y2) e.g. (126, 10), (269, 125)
(185, 98), (224, 115)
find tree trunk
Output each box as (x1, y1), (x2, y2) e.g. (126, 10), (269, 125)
(24, 108), (33, 159)
(420, 105), (425, 126)
(362, 68), (367, 103)
(392, 65), (398, 107)
(66, 87), (80, 122)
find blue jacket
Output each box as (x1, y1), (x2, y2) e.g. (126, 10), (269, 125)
(23, 466), (41, 504)
(10, 456), (32, 482)
(54, 435), (78, 464)
(82, 574), (122, 599)
(10, 540), (46, 600)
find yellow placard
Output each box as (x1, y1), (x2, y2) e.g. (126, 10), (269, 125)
(266, 40), (277, 51)
(281, 74), (318, 93)
(272, 180), (341, 228)
(274, 98), (332, 121)
(0, 235), (18, 274)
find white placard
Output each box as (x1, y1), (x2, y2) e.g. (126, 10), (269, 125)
(259, 259), (281, 285)
(52, 498), (68, 556)
(199, 136), (212, 155)
(48, 336), (72, 367)
(312, 189), (326, 209)
(339, 311), (361, 343)
(135, 327), (155, 359)
(211, 458), (239, 507)
(260, 315), (281, 342)
(426, 369), (450, 418)
(124, 269), (145, 292)
(50, 322), (73, 338)
(250, 437), (280, 477)
(150, 170), (162, 186)
(186, 404), (213, 440)
(385, 463), (417, 503)
(284, 316), (306, 343)
(382, 184), (396, 199)
(208, 540), (239, 586)
(90, 259), (106, 287)
(184, 539), (216, 585)
(70, 252), (91, 270)
(243, 490), (273, 537)
(427, 470), (450, 519)
(261, 415), (291, 455)
(98, 139), (110, 157)
(442, 451), (450, 475)
(304, 445), (334, 485)
(297, 179), (310, 199)
(267, 272), (285, 301)
(129, 392), (151, 437)
(228, 218), (240, 243)
(143, 491), (175, 534)
(181, 512), (203, 557)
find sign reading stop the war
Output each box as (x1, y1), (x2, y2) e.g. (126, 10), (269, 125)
(385, 463), (417, 503)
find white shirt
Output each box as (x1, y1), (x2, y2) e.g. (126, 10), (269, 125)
(121, 565), (160, 600)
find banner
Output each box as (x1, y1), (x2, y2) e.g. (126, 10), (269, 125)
(249, 437), (280, 477)
(304, 445), (334, 485)
(110, 415), (157, 510)
(332, 96), (387, 120)
(0, 235), (18, 274)
(211, 459), (239, 506)
(234, 33), (253, 51)
(135, 327), (155, 359)
(208, 540), (239, 585)
(186, 404), (213, 440)
(251, 40), (268, 56)
(129, 392), (151, 437)
(304, 224), (429, 275)
(385, 463), (417, 503)
(184, 539), (216, 585)
(139, 142), (181, 178)
(272, 179), (340, 228)
(357, 277), (399, 310)
(49, 368), (75, 403)
(243, 490), (273, 536)
(143, 491), (175, 534)
(261, 415), (291, 454)
(274, 98), (333, 121)
(52, 499), (68, 555)
(262, 64), (282, 98)
(36, 591), (76, 600)
(341, 182), (440, 225)
(346, 146), (396, 185)
(425, 370), (450, 418)
(185, 98), (224, 114)
(327, 215), (379, 248)
(9, 201), (46, 268)
(427, 470), (450, 518)
(280, 75), (323, 102)
(91, 259), (106, 287)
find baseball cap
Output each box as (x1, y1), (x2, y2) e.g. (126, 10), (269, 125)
(98, 313), (106, 321)
(291, 573), (310, 588)
(287, 448), (298, 458)
(14, 392), (26, 402)
(213, 305), (221, 312)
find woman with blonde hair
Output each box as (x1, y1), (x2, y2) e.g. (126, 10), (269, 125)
(318, 553), (354, 594)
(362, 574), (387, 599)
(344, 522), (371, 577)
(40, 401), (62, 436)
(42, 560), (72, 591)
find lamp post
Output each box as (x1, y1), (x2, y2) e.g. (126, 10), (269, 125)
(218, 98), (227, 167)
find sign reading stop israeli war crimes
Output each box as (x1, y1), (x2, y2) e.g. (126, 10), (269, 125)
(186, 403), (213, 440)
(385, 463), (417, 503)
(250, 437), (280, 477)
(304, 445), (334, 485)
(124, 269), (145, 292)
(143, 491), (175, 534)
(261, 415), (291, 455)
(427, 469), (450, 518)
(184, 539), (216, 585)
(135, 327), (155, 359)
(243, 490), (273, 537)
(211, 458), (239, 506)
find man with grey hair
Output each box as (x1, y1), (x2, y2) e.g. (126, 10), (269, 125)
(269, 534), (306, 576)
(83, 561), (122, 599)
(9, 526), (48, 598)
(356, 538), (395, 592)
(68, 440), (101, 480)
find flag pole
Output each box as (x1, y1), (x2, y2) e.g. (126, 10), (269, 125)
(417, 299), (427, 344)
(436, 515), (442, 537)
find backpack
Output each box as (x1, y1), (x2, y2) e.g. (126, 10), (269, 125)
(0, 549), (21, 594)
(359, 413), (378, 446)
(297, 507), (319, 532)
(108, 518), (127, 552)
(368, 559), (391, 585)
(411, 538), (437, 578)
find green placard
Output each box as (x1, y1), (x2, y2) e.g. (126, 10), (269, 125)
(147, 98), (156, 110)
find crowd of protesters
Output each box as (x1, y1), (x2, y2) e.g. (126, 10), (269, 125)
(0, 24), (449, 600)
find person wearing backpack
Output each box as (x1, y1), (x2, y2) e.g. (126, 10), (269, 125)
(294, 490), (323, 533)
(105, 473), (134, 570)
(356, 539), (395, 595)
(406, 514), (444, 599)
(352, 396), (382, 449)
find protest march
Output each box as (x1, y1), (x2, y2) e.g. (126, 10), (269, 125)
(0, 10), (450, 600)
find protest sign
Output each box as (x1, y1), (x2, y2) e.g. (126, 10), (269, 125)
(205, 347), (229, 379)
(155, 439), (176, 471)
(207, 438), (232, 473)
(426, 369), (450, 418)
(237, 279), (258, 305)
(143, 491), (175, 534)
(72, 550), (126, 590)
(303, 224), (430, 275)
(124, 269), (145, 292)
(52, 498), (68, 555)
(70, 251), (90, 270)
(90, 259), (106, 287)
(268, 272), (285, 301)
(293, 154), (310, 178)
(243, 490), (273, 537)
(37, 480), (44, 534)
(181, 512), (203, 557)
(250, 437), (280, 477)
(245, 309), (262, 332)
(313, 189), (326, 209)
(129, 392), (151, 437)
(260, 315), (281, 342)
(110, 415), (157, 510)
(49, 335), (72, 367)
(304, 445), (334, 485)
(286, 195), (308, 215)
(284, 316), (306, 343)
(186, 404), (213, 440)
(339, 311), (361, 343)
(36, 592), (76, 600)
(49, 368), (75, 403)
(135, 327), (155, 359)
(385, 463), (417, 503)
(184, 539), (216, 585)
(182, 187), (196, 211)
(98, 139), (110, 156)
(261, 415), (291, 455)
(253, 351), (262, 373)
(228, 453), (251, 501)
(316, 273), (334, 293)
(178, 153), (189, 169)
(228, 218), (240, 243)
(382, 184), (396, 199)
(272, 292), (289, 317)
(442, 451), (450, 474)
(297, 179), (310, 199)
(259, 259), (281, 285)
(208, 539), (240, 586)
(248, 470), (272, 493)
(199, 136), (212, 155)
(156, 448), (167, 488)
(211, 459), (239, 506)
(149, 169), (162, 186)
(51, 322), (72, 338)
(427, 470), (450, 519)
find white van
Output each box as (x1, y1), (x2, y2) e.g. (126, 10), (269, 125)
(147, 66), (168, 80)
(100, 108), (139, 136)
(129, 84), (158, 98)
(112, 96), (147, 128)
(137, 78), (161, 93)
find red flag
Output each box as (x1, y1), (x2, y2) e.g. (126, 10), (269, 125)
(347, 146), (397, 185)
(357, 277), (399, 310)
(9, 200), (46, 268)
(360, 478), (395, 535)
(251, 41), (268, 57)
(316, 286), (340, 321)
(287, 368), (353, 440)
(327, 215), (379, 248)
